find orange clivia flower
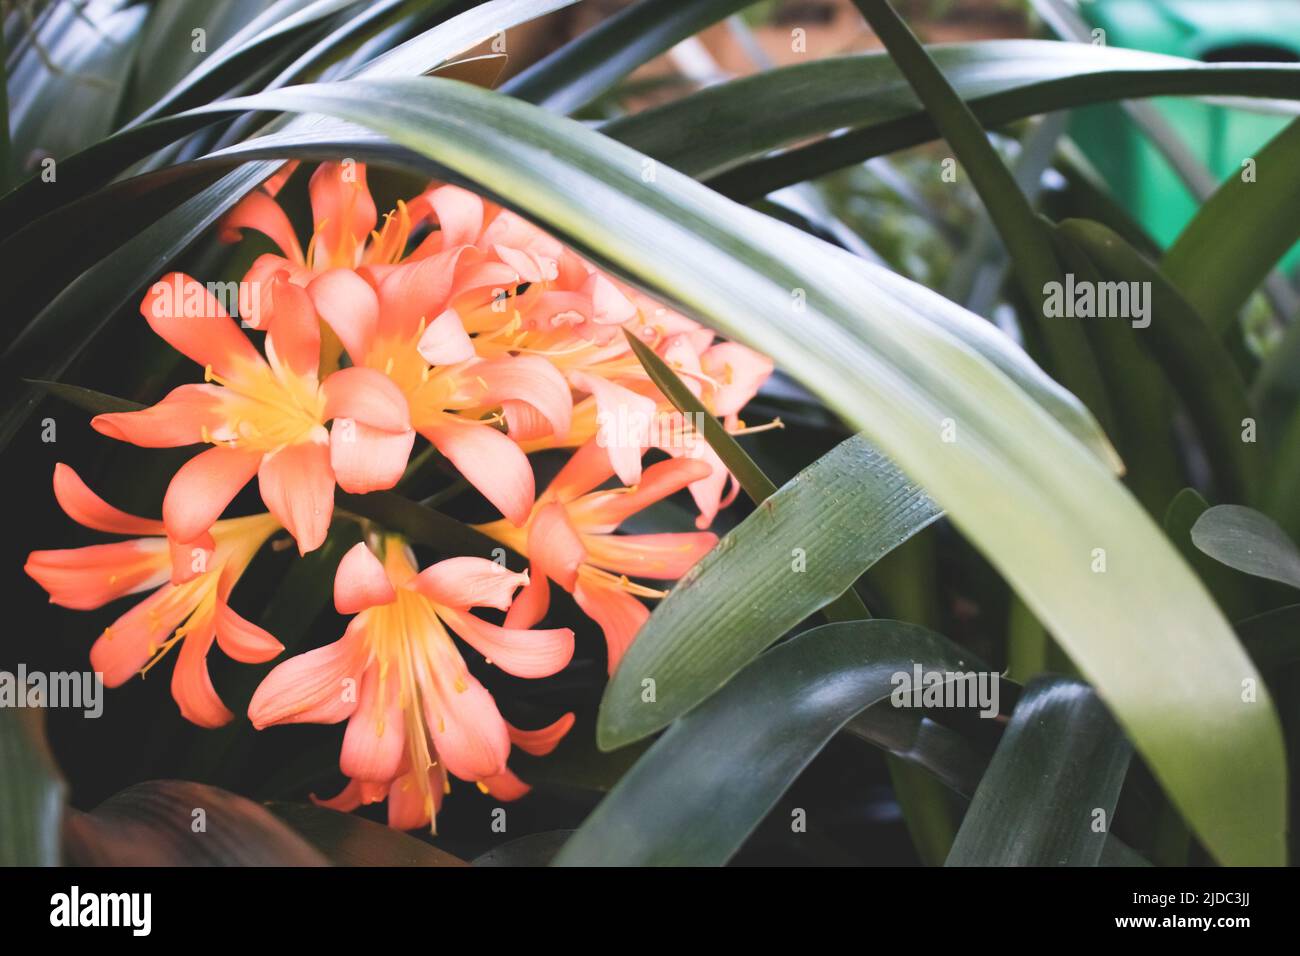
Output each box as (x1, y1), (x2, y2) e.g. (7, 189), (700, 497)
(476, 440), (718, 673)
(25, 465), (281, 727)
(248, 537), (574, 831)
(91, 272), (412, 555)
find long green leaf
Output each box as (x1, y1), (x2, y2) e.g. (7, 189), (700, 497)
(501, 0), (753, 113)
(599, 433), (939, 747)
(340, 490), (515, 561)
(177, 75), (1286, 865)
(1055, 219), (1259, 503)
(0, 709), (66, 866)
(695, 44), (1300, 201)
(267, 802), (466, 865)
(63, 780), (327, 865)
(946, 677), (1132, 866)
(624, 328), (776, 501)
(1163, 118), (1300, 336)
(623, 325), (873, 630)
(25, 379), (145, 415)
(6, 0), (147, 168)
(555, 620), (989, 866)
(125, 0), (366, 126)
(851, 0), (1112, 456)
(474, 831), (572, 866)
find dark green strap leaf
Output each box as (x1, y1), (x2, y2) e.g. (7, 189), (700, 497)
(1056, 218), (1259, 504)
(0, 709), (66, 866)
(473, 831), (572, 866)
(63, 780), (328, 865)
(556, 620), (990, 866)
(599, 433), (939, 749)
(946, 677), (1132, 866)
(1163, 118), (1300, 336)
(268, 802), (466, 865)
(501, 0), (753, 113)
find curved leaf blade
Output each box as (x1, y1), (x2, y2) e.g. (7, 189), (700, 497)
(946, 677), (1132, 867)
(63, 780), (328, 866)
(0, 709), (66, 866)
(599, 433), (939, 748)
(501, 0), (752, 113)
(556, 620), (987, 866)
(267, 802), (466, 866)
(1164, 117), (1300, 336)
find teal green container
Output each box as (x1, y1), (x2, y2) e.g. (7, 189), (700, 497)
(1068, 0), (1300, 269)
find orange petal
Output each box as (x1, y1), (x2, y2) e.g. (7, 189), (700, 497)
(25, 539), (170, 611)
(573, 572), (650, 675)
(168, 531), (214, 586)
(503, 566), (550, 629)
(170, 609), (234, 728)
(321, 365), (410, 432)
(582, 271), (637, 325)
(92, 384), (224, 449)
(257, 435), (334, 555)
(582, 531), (718, 580)
(89, 587), (191, 687)
(307, 267), (379, 362)
(428, 184), (484, 248)
(500, 399), (554, 442)
(265, 276), (321, 383)
(140, 272), (264, 380)
(340, 664), (406, 783)
(416, 308), (475, 365)
(248, 618), (365, 728)
(567, 370), (654, 486)
(50, 463), (163, 535)
(374, 246), (468, 340)
(574, 456), (714, 532)
(437, 607), (574, 679)
(385, 766), (441, 830)
(422, 416), (534, 526)
(411, 556), (527, 611)
(426, 673), (510, 782)
(218, 189), (305, 262)
(481, 769), (530, 801)
(474, 355), (572, 440)
(334, 541), (396, 615)
(527, 502), (585, 591)
(507, 712), (576, 756)
(330, 421), (414, 494)
(312, 778), (364, 814)
(309, 161), (377, 266)
(214, 601), (284, 663)
(162, 446), (262, 544)
(701, 342), (773, 418)
(544, 438), (616, 503)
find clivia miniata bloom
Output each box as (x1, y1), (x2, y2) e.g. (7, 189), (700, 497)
(27, 161), (771, 831)
(91, 272), (412, 555)
(248, 537), (575, 830)
(476, 440), (718, 673)
(25, 465), (282, 727)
